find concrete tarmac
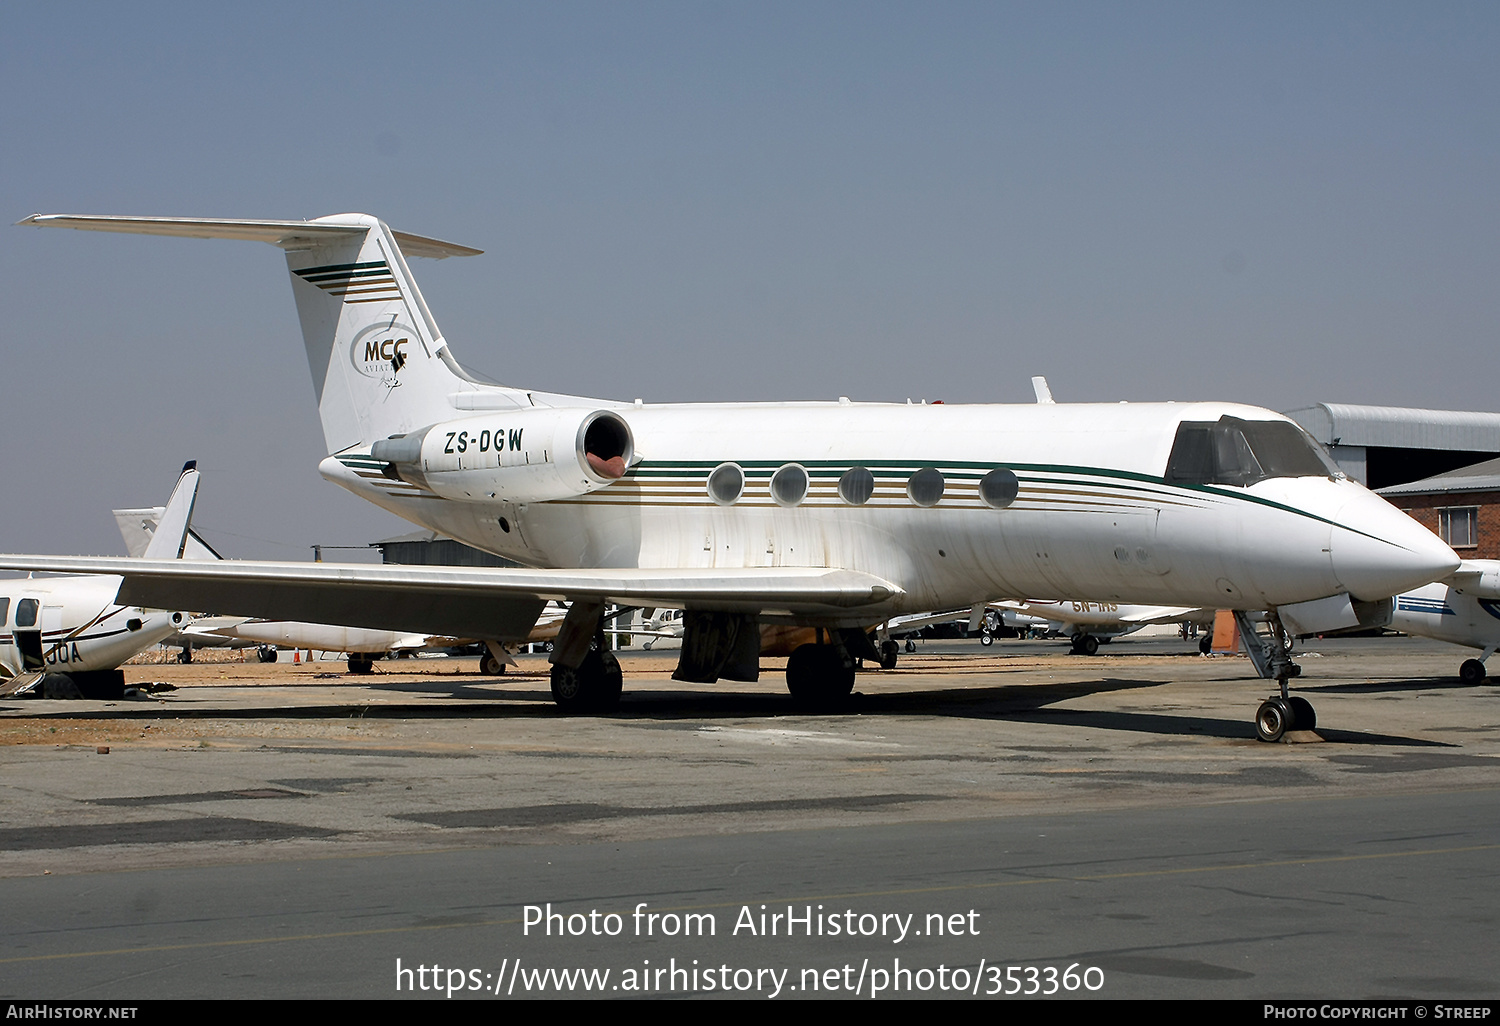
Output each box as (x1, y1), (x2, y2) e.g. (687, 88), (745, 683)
(1, 635), (1497, 999)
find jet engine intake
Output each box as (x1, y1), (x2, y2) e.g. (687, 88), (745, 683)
(372, 408), (634, 502)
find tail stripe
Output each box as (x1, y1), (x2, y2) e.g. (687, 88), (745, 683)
(294, 260), (401, 304)
(298, 260), (387, 277)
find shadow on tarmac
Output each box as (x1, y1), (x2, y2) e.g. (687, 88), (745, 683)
(3, 671), (1455, 746)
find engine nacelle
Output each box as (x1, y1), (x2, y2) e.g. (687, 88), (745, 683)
(371, 408), (634, 502)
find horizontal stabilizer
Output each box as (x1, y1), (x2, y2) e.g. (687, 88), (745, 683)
(16, 214), (482, 259)
(113, 507), (223, 561)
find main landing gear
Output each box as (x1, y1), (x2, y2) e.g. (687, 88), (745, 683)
(346, 653), (375, 674)
(1235, 611), (1313, 742)
(548, 601), (625, 713)
(1069, 633), (1100, 656)
(550, 648), (623, 712)
(786, 641), (856, 708)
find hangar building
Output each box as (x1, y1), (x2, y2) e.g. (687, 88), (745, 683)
(1285, 404), (1500, 490)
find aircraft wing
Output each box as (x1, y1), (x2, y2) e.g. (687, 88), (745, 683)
(0, 556), (902, 642)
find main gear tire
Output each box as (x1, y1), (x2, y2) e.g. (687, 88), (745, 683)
(550, 650), (622, 713)
(786, 645), (856, 709)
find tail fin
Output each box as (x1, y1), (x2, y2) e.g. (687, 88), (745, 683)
(114, 503), (222, 562)
(19, 213), (520, 452)
(141, 462), (201, 559)
(282, 213), (503, 451)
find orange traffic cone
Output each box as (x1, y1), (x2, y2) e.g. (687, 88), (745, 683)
(293, 650), (300, 664)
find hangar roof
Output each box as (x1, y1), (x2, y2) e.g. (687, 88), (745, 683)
(1285, 404), (1500, 452)
(1377, 456), (1500, 497)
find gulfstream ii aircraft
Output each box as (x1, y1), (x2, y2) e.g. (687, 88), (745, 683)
(6, 213), (1461, 738)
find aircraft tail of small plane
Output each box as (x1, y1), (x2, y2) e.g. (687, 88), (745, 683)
(140, 461), (201, 560)
(17, 214), (503, 454)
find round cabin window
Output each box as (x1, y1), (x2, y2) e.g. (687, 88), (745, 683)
(979, 468), (1020, 509)
(707, 463), (745, 505)
(839, 466), (875, 505)
(907, 468), (945, 507)
(770, 464), (809, 507)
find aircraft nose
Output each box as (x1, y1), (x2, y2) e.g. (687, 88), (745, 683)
(1331, 492), (1460, 600)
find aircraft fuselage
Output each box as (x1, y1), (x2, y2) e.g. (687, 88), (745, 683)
(320, 399), (1450, 621)
(0, 575), (178, 678)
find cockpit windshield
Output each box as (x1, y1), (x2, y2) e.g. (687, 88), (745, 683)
(1165, 417), (1341, 487)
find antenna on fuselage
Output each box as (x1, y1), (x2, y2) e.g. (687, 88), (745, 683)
(1031, 376), (1056, 404)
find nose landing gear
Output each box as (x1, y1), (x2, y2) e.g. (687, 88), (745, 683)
(1236, 610), (1313, 743)
(1255, 693), (1317, 742)
(1459, 647), (1494, 684)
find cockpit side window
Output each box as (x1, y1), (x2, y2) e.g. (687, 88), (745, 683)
(1239, 420), (1340, 478)
(15, 598), (38, 628)
(0, 597), (8, 626)
(1166, 417), (1339, 486)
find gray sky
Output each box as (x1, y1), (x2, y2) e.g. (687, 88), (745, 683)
(3, 2), (1498, 559)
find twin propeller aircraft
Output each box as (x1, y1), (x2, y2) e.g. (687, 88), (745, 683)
(4, 212), (1462, 739)
(0, 463), (198, 697)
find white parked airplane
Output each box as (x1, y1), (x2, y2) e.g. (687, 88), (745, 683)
(1391, 559), (1500, 684)
(0, 463), (197, 698)
(6, 212), (1461, 739)
(992, 599), (1214, 654)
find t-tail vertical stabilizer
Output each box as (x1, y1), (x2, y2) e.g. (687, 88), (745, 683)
(16, 213), (512, 453)
(140, 461), (201, 560)
(284, 213), (498, 453)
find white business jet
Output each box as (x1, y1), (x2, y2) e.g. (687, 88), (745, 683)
(6, 213), (1460, 739)
(0, 463), (197, 698)
(1390, 560), (1500, 684)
